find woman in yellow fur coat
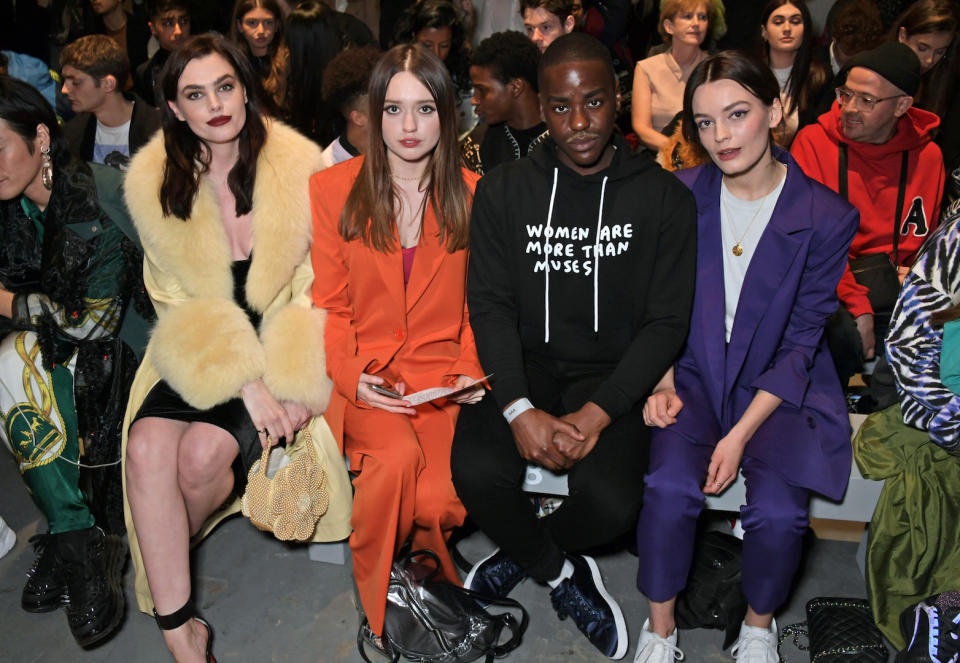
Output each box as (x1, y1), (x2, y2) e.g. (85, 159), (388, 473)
(121, 35), (351, 662)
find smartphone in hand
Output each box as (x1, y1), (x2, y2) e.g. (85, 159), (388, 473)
(369, 384), (402, 399)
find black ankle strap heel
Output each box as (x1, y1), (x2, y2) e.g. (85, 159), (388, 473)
(154, 601), (216, 662)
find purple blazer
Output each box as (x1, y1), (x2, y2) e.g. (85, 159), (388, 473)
(662, 149), (859, 500)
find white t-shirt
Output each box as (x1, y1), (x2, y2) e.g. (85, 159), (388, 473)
(720, 173), (787, 342)
(93, 119), (131, 171)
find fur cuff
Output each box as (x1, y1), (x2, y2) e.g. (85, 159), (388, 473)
(151, 299), (266, 409)
(261, 306), (332, 414)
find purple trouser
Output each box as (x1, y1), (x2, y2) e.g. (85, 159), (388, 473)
(636, 429), (810, 614)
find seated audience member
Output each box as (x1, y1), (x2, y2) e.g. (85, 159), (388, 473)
(122, 34), (352, 662)
(756, 0), (827, 146)
(394, 0), (476, 135)
(808, 0), (885, 120)
(0, 74), (130, 648)
(267, 1), (343, 147)
(892, 0), (960, 202)
(631, 0), (713, 153)
(310, 44), (485, 657)
(135, 0), (192, 106)
(60, 35), (161, 170)
(229, 0), (284, 82)
(0, 49), (59, 111)
(461, 30), (546, 175)
(857, 203), (960, 648)
(791, 42), (945, 394)
(470, 0), (526, 47)
(87, 0), (151, 74)
(887, 208), (960, 453)
(823, 0), (885, 76)
(318, 45), (380, 168)
(634, 50), (857, 663)
(521, 0), (576, 52)
(452, 33), (696, 660)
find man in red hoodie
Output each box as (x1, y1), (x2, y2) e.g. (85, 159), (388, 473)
(792, 41), (945, 394)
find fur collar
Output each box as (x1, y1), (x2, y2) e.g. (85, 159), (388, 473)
(125, 120), (322, 312)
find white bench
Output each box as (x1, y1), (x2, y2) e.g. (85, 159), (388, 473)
(311, 415), (884, 565)
(522, 414), (880, 518)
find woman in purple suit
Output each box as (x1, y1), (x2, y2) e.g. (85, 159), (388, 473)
(632, 51), (859, 663)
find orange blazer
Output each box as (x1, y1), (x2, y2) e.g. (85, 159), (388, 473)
(309, 157), (484, 448)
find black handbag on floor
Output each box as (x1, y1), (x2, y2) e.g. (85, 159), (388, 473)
(779, 597), (888, 662)
(676, 531), (748, 649)
(357, 549), (529, 663)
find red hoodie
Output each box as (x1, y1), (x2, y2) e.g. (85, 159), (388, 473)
(791, 102), (944, 318)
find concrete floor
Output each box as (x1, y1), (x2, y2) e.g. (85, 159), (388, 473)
(0, 450), (896, 663)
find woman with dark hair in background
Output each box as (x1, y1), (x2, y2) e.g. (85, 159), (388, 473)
(394, 0), (476, 135)
(0, 74), (130, 648)
(265, 0), (343, 147)
(757, 0), (827, 146)
(123, 34), (351, 662)
(892, 0), (957, 118)
(229, 0), (284, 81)
(633, 50), (857, 663)
(310, 44), (484, 655)
(892, 0), (960, 204)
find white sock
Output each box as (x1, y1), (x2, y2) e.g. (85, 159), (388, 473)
(546, 558), (575, 589)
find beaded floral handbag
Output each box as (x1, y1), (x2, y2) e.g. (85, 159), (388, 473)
(241, 428), (330, 541)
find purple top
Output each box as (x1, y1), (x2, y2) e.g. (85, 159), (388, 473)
(402, 246), (417, 286)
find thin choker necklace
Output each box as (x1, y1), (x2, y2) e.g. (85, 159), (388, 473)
(392, 172), (424, 182)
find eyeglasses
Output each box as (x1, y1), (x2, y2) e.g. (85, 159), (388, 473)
(835, 87), (904, 112)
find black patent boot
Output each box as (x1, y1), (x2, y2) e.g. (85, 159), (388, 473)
(21, 533), (66, 613)
(59, 526), (127, 648)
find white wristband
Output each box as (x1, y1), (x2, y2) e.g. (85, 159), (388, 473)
(503, 398), (534, 424)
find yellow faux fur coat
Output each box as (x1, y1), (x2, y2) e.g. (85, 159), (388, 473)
(121, 120), (352, 613)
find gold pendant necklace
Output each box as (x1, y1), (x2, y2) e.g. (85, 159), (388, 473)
(722, 180), (778, 257)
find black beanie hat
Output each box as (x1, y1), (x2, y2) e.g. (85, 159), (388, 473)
(842, 42), (922, 96)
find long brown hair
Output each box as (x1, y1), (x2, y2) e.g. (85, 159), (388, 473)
(158, 34), (268, 220)
(891, 0), (959, 118)
(229, 0), (284, 62)
(340, 44), (470, 253)
(757, 0), (828, 117)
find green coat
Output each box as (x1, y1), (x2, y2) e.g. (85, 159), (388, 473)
(854, 403), (960, 648)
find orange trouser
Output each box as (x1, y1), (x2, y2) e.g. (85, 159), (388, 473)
(343, 402), (466, 636)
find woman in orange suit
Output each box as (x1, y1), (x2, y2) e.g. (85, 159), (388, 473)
(309, 44), (485, 652)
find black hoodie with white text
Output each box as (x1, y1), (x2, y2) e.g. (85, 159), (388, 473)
(467, 134), (697, 421)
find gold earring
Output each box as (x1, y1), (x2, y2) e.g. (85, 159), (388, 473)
(40, 145), (53, 190)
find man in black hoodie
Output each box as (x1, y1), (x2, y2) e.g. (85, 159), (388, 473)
(451, 32), (696, 661)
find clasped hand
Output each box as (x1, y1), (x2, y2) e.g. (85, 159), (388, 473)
(509, 402), (610, 471)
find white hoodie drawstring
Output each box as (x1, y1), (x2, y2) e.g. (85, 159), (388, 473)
(542, 170), (608, 343)
(594, 176), (608, 333)
(544, 168), (559, 343)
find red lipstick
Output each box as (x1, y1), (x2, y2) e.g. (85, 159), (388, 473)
(207, 116), (232, 127)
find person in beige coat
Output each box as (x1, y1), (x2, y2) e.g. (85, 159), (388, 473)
(121, 34), (351, 663)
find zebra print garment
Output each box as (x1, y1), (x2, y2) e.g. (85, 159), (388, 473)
(886, 197), (960, 454)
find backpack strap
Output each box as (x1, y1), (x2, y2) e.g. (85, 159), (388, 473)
(892, 150), (909, 267)
(455, 585), (530, 659)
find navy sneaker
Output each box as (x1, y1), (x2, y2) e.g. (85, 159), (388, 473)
(464, 548), (527, 599)
(898, 592), (960, 663)
(550, 554), (628, 660)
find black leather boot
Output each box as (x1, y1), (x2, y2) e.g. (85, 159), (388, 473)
(21, 532), (66, 613)
(58, 526), (127, 648)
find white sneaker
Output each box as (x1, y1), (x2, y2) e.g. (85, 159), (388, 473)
(731, 618), (779, 662)
(634, 618), (684, 662)
(0, 516), (16, 559)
